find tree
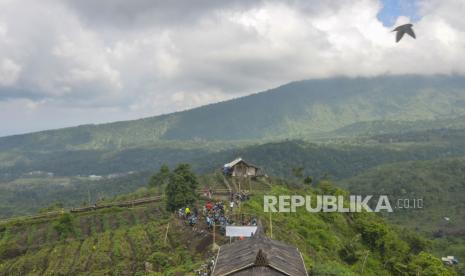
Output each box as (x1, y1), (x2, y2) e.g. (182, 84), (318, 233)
(304, 176), (313, 185)
(408, 252), (455, 276)
(165, 164), (199, 211)
(148, 164), (171, 188)
(53, 213), (75, 239)
(291, 166), (304, 179)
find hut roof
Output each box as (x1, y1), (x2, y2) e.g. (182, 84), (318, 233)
(224, 158), (259, 169)
(212, 236), (307, 276)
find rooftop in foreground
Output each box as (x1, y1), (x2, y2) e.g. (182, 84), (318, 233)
(212, 234), (307, 276)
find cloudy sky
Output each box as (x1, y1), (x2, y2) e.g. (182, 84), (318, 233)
(0, 0), (464, 136)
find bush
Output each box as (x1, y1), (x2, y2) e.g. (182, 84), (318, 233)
(0, 241), (26, 259)
(53, 213), (74, 238)
(402, 230), (431, 254)
(312, 262), (357, 275)
(408, 252), (456, 276)
(357, 218), (388, 249)
(339, 244), (360, 265)
(149, 252), (173, 272)
(39, 202), (64, 213)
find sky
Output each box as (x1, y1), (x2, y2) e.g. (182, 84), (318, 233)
(377, 0), (421, 26)
(0, 0), (464, 136)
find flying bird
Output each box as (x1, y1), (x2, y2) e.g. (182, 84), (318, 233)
(392, 23), (416, 43)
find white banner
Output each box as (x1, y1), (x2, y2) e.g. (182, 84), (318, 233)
(225, 226), (257, 237)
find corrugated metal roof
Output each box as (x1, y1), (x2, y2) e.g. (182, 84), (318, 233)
(224, 158), (244, 168)
(224, 158), (259, 169)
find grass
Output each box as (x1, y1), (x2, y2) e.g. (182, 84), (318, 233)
(0, 178), (460, 275)
(86, 232), (113, 273)
(241, 184), (457, 275)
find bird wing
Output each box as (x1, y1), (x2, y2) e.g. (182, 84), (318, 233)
(396, 30), (405, 43)
(405, 27), (416, 39)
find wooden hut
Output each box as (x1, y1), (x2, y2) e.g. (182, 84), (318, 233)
(223, 158), (261, 178)
(212, 235), (307, 276)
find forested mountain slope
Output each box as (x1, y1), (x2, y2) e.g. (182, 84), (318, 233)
(2, 75), (465, 151)
(338, 157), (465, 267)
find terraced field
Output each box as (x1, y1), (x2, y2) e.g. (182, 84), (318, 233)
(0, 204), (212, 275)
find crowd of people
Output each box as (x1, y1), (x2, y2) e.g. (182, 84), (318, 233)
(204, 200), (230, 234)
(184, 190), (257, 276)
(177, 190), (256, 235)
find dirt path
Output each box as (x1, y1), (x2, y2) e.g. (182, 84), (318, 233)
(222, 175), (233, 192)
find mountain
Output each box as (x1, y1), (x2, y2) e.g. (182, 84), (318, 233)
(2, 74), (465, 177)
(3, 74), (465, 217)
(2, 74), (465, 151)
(328, 116), (465, 138)
(161, 74), (465, 141)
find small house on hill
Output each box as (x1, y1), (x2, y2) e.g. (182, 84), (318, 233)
(212, 235), (307, 276)
(223, 158), (261, 178)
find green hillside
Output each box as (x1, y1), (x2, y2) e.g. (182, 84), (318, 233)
(5, 124), (465, 179)
(0, 177), (458, 275)
(329, 116), (465, 138)
(0, 172), (154, 218)
(338, 157), (465, 266)
(161, 75), (465, 141)
(201, 137), (465, 179)
(0, 204), (206, 275)
(339, 157), (465, 232)
(5, 135), (465, 218)
(242, 183), (458, 275)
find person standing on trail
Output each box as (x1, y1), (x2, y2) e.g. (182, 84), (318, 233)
(185, 207), (191, 217)
(193, 205), (198, 216)
(230, 201), (234, 212)
(189, 215), (197, 227)
(207, 258), (215, 273)
(206, 215), (213, 229)
(206, 201), (213, 211)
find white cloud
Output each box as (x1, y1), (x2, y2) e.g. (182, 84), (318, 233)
(0, 58), (20, 86)
(0, 0), (464, 135)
